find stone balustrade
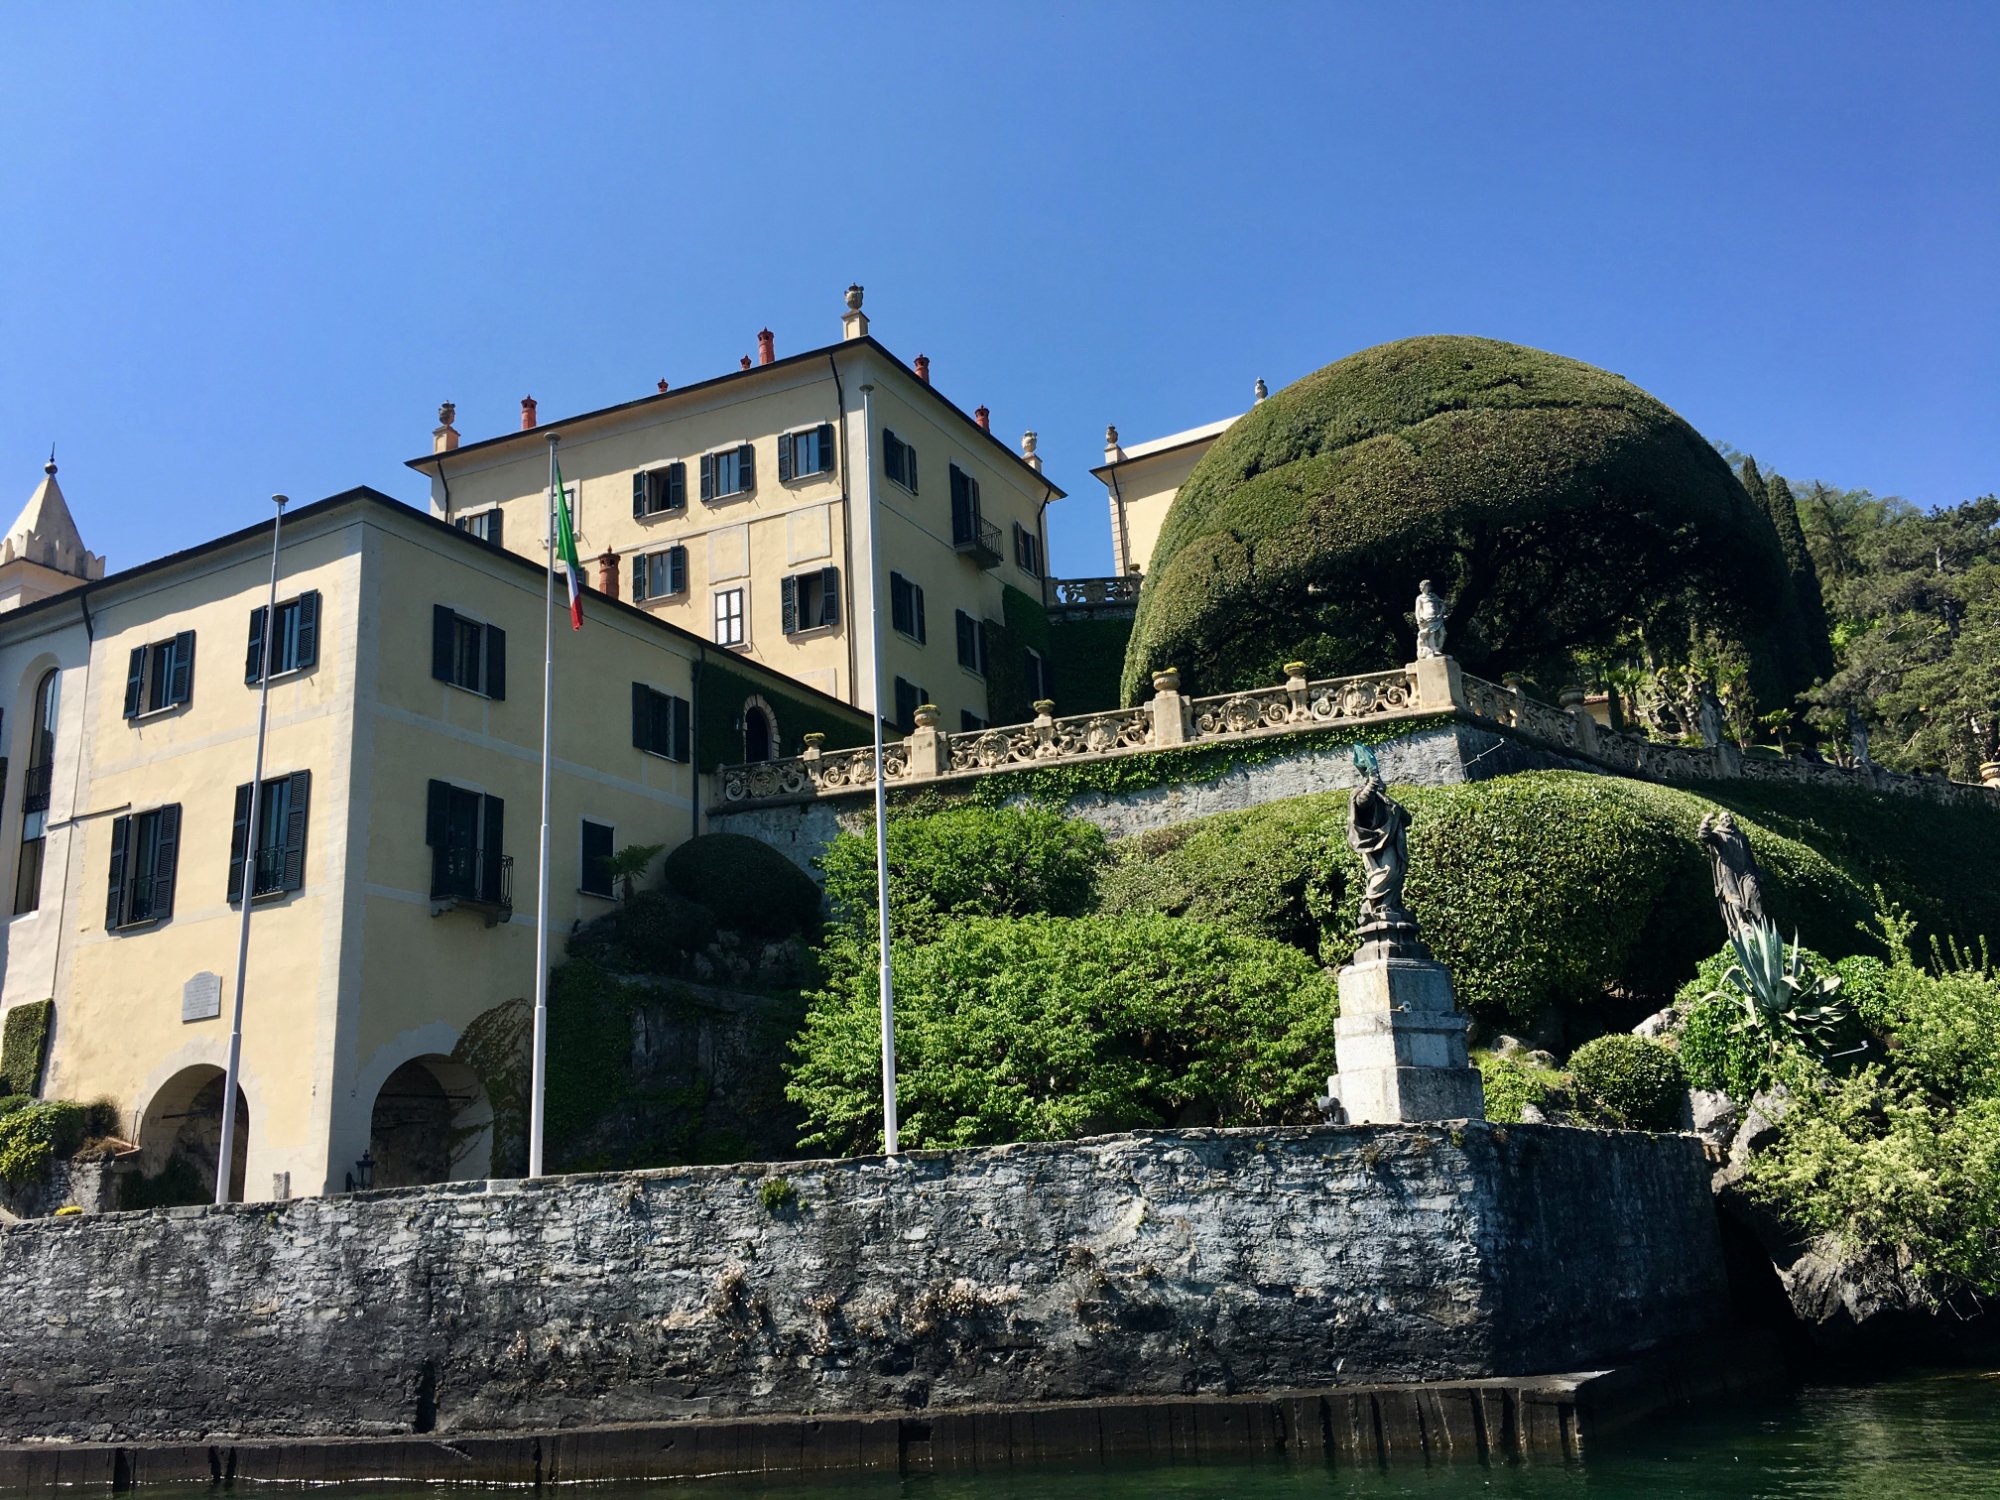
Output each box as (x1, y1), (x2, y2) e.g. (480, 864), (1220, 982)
(715, 657), (2000, 812)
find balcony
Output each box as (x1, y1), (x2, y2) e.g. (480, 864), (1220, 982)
(952, 514), (1002, 570)
(1049, 575), (1141, 622)
(430, 847), (513, 925)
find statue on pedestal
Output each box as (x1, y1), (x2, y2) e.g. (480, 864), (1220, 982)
(1414, 581), (1448, 660)
(1347, 744), (1427, 961)
(1697, 809), (1767, 938)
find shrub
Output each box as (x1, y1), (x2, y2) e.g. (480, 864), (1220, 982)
(1476, 1053), (1564, 1124)
(0, 1000), (53, 1096)
(0, 1095), (30, 1119)
(819, 805), (1105, 944)
(0, 1100), (87, 1187)
(1121, 335), (1795, 703)
(661, 834), (821, 939)
(1098, 771), (1873, 1025)
(566, 890), (718, 975)
(1568, 1034), (1687, 1131)
(1675, 940), (1881, 1098)
(788, 914), (1339, 1155)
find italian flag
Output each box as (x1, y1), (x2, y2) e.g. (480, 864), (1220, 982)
(554, 464), (583, 630)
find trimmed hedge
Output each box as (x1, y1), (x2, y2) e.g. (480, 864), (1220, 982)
(1097, 771), (1921, 1026)
(1120, 335), (1791, 703)
(0, 1000), (52, 1097)
(1568, 1034), (1686, 1131)
(661, 833), (821, 939)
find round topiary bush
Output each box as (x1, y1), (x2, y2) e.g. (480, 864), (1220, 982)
(661, 833), (821, 939)
(1567, 1033), (1687, 1131)
(1120, 335), (1792, 702)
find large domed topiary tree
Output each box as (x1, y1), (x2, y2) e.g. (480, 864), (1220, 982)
(1119, 335), (1796, 703)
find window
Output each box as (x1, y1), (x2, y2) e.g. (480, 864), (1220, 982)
(781, 567), (841, 634)
(632, 545), (688, 602)
(778, 424), (836, 482)
(426, 780), (507, 906)
(743, 704), (775, 762)
(632, 463), (686, 518)
(580, 819), (615, 898)
(14, 669), (57, 915)
(955, 610), (988, 674)
(960, 710), (988, 732)
(889, 572), (926, 642)
(631, 684), (691, 761)
(1024, 646), (1053, 703)
(713, 587), (746, 646)
(1013, 521), (1044, 579)
(700, 444), (756, 502)
(122, 632), (195, 719)
(229, 771), (311, 902)
(893, 677), (929, 734)
(105, 804), (181, 930)
(431, 605), (506, 698)
(883, 429), (919, 494)
(949, 464), (982, 540)
(245, 591), (321, 683)
(455, 509), (503, 545)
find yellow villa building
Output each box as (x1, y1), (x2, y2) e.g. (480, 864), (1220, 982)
(1092, 380), (1265, 579)
(0, 478), (866, 1203)
(413, 287), (1065, 739)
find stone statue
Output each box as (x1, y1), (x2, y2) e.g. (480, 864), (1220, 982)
(1347, 745), (1423, 957)
(1849, 708), (1871, 767)
(1414, 581), (1448, 660)
(1696, 689), (1726, 749)
(1697, 809), (1767, 937)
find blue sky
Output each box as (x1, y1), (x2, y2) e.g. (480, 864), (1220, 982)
(2, 2), (1994, 578)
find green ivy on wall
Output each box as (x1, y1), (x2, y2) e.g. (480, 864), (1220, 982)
(697, 658), (873, 769)
(0, 1001), (53, 1097)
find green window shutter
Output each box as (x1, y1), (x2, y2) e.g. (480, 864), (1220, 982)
(581, 820), (614, 897)
(667, 462), (685, 510)
(633, 471), (650, 519)
(781, 574), (799, 634)
(425, 779), (448, 848)
(737, 443), (756, 490)
(699, 453), (714, 502)
(295, 592), (319, 671)
(432, 605), (455, 683)
(245, 606), (267, 684)
(484, 624), (506, 701)
(669, 546), (687, 595)
(105, 814), (130, 928)
(819, 566), (840, 627)
(169, 631), (195, 706)
(123, 647), (144, 719)
(281, 771), (310, 892)
(631, 553), (647, 602)
(632, 683), (649, 750)
(914, 583), (927, 644)
(670, 694), (690, 762)
(777, 433), (794, 483)
(229, 783), (252, 902)
(815, 423), (835, 474)
(152, 804), (181, 919)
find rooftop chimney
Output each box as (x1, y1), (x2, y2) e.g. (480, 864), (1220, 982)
(432, 401), (460, 455)
(597, 549), (621, 601)
(1021, 431), (1041, 473)
(841, 283), (869, 341)
(657, 379), (670, 394)
(974, 405), (990, 432)
(914, 353), (930, 384)
(1105, 425), (1123, 462)
(520, 397), (538, 431)
(1254, 377), (1269, 404)
(739, 355), (753, 370)
(756, 328), (776, 365)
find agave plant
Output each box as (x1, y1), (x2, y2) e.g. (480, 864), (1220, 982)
(1710, 919), (1847, 1062)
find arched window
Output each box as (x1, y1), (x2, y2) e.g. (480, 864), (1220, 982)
(14, 670), (57, 915)
(743, 704), (775, 763)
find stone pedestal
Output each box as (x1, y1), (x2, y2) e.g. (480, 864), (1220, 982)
(1328, 957), (1486, 1124)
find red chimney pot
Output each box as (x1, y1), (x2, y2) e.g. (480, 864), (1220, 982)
(657, 379), (669, 394)
(597, 550), (621, 601)
(756, 328), (776, 365)
(974, 405), (990, 432)
(739, 355), (753, 370)
(914, 354), (930, 384)
(520, 396), (538, 430)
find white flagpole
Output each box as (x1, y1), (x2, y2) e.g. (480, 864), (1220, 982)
(528, 434), (558, 1177)
(217, 493), (286, 1206)
(858, 383), (899, 1155)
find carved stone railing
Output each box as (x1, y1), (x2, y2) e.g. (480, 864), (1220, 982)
(713, 657), (2000, 812)
(1049, 576), (1141, 610)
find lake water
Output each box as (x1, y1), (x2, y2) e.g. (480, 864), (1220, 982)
(622, 1371), (2000, 1500)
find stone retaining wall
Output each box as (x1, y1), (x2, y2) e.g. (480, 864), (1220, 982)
(0, 1122), (1724, 1443)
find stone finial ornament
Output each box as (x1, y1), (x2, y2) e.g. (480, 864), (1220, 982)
(1021, 431), (1037, 458)
(1254, 377), (1268, 403)
(1414, 580), (1448, 660)
(845, 284), (864, 312)
(1697, 810), (1767, 939)
(438, 402), (456, 426)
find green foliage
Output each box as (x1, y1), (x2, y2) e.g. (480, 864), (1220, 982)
(661, 833), (821, 939)
(452, 998), (529, 1178)
(983, 585), (1055, 725)
(0, 1000), (53, 1097)
(1567, 1034), (1686, 1131)
(119, 1154), (207, 1211)
(819, 805), (1105, 943)
(0, 1095), (29, 1119)
(604, 841), (667, 901)
(1705, 921), (1850, 1070)
(1049, 613), (1136, 715)
(565, 890), (718, 973)
(0, 1100), (86, 1187)
(1475, 1053), (1565, 1124)
(1121, 335), (1793, 703)
(696, 658), (871, 768)
(787, 914), (1339, 1155)
(758, 1176), (797, 1213)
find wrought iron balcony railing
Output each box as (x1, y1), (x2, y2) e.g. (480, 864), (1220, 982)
(952, 514), (1002, 570)
(430, 847), (513, 923)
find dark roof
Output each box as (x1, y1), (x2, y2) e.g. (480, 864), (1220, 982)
(404, 336), (1065, 498)
(0, 486), (872, 729)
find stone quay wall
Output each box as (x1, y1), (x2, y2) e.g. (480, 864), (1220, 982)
(0, 1123), (1724, 1444)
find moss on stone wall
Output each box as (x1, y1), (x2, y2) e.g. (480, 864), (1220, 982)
(0, 1001), (52, 1098)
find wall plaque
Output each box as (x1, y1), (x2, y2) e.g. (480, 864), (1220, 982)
(182, 971), (222, 1023)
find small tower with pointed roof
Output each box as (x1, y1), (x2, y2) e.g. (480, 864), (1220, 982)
(0, 455), (106, 612)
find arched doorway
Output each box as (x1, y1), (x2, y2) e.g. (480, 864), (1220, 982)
(742, 698), (776, 762)
(368, 1054), (492, 1188)
(138, 1065), (249, 1204)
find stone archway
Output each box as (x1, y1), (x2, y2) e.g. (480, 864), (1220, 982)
(138, 1065), (249, 1203)
(367, 1054), (492, 1188)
